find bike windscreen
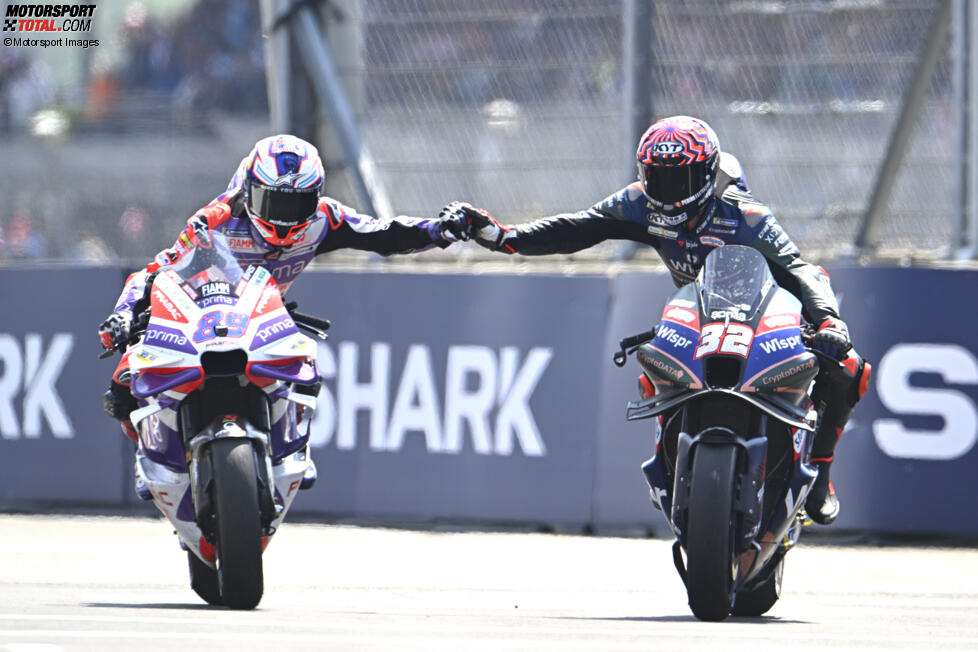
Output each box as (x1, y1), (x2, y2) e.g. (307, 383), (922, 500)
(698, 245), (775, 321)
(166, 231), (244, 290)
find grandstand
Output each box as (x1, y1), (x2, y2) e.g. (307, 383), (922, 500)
(0, 0), (964, 270)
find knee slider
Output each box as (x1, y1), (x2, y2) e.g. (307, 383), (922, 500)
(839, 350), (871, 407)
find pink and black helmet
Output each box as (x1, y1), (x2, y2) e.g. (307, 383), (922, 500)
(636, 116), (720, 226)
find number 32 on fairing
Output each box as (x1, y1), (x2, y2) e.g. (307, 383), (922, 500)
(694, 323), (754, 359)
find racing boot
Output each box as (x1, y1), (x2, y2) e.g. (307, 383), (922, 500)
(133, 451), (153, 501)
(300, 457), (317, 490)
(804, 350), (870, 526)
(134, 473), (152, 501)
(805, 413), (845, 525)
(806, 459), (840, 525)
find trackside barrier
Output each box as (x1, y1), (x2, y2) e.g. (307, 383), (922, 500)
(0, 265), (975, 535)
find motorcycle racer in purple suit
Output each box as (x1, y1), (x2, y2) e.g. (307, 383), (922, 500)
(443, 115), (870, 525)
(99, 134), (470, 491)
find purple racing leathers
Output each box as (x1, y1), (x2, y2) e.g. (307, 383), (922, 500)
(112, 182), (450, 318)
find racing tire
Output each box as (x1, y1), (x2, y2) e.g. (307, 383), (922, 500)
(211, 438), (264, 610)
(732, 556), (783, 617)
(685, 443), (738, 622)
(187, 550), (221, 606)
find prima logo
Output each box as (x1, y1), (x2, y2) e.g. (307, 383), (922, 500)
(256, 317), (295, 343)
(145, 329), (189, 347)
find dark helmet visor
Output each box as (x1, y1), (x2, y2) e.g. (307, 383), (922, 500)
(248, 184), (319, 238)
(641, 159), (713, 206)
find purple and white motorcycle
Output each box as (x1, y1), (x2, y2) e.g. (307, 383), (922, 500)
(118, 231), (328, 609)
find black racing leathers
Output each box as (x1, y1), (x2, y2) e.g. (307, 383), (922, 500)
(491, 153), (840, 327)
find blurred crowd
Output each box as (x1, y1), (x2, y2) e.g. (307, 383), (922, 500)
(0, 0), (950, 264)
(0, 0), (267, 264)
(86, 0), (267, 130)
(1, 0), (267, 135)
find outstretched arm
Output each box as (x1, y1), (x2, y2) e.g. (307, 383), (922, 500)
(442, 191), (653, 256)
(314, 199), (468, 257)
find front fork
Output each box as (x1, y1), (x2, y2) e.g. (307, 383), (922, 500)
(188, 416), (279, 541)
(669, 429), (768, 553)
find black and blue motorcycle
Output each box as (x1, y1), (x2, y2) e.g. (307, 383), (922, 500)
(614, 245), (833, 621)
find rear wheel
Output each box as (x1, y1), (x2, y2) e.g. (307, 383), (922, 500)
(210, 438), (264, 610)
(187, 550), (221, 606)
(732, 556), (783, 617)
(685, 444), (738, 622)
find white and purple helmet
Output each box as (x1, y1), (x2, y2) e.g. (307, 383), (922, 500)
(241, 135), (325, 247)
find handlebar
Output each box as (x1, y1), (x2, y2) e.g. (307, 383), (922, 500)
(98, 309), (150, 359)
(801, 327), (848, 367)
(285, 302), (330, 340)
(613, 327), (657, 368)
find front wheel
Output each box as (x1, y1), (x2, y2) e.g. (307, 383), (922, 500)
(685, 444), (738, 622)
(210, 438), (264, 610)
(732, 556), (783, 617)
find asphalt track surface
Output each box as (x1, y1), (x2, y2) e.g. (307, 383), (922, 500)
(0, 514), (976, 652)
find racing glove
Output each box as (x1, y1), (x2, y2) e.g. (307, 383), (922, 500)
(812, 318), (852, 360)
(98, 312), (131, 351)
(440, 201), (511, 251)
(432, 206), (471, 246)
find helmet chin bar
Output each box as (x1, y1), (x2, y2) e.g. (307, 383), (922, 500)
(248, 211), (312, 247)
(644, 173), (717, 228)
